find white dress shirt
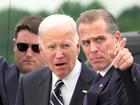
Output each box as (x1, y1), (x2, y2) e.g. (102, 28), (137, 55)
(52, 59), (82, 105)
(97, 64), (112, 77)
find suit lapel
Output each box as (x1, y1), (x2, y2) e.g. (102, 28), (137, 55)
(70, 62), (95, 105)
(87, 67), (114, 105)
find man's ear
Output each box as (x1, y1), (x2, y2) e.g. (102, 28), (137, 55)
(12, 38), (16, 52)
(39, 46), (42, 52)
(39, 44), (44, 54)
(77, 41), (81, 56)
(115, 31), (121, 42)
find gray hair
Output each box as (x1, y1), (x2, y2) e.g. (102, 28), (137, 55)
(38, 14), (79, 45)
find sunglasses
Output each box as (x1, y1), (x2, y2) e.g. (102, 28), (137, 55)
(16, 43), (40, 53)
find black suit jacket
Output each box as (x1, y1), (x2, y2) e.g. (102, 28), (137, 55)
(0, 57), (19, 105)
(16, 61), (96, 105)
(118, 63), (140, 105)
(84, 63), (140, 105)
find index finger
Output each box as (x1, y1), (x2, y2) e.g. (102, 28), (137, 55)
(114, 37), (127, 55)
(119, 37), (127, 50)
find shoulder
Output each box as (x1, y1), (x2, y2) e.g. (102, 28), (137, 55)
(0, 56), (8, 65)
(0, 56), (9, 70)
(129, 63), (140, 81)
(0, 56), (6, 61)
(81, 60), (95, 72)
(21, 67), (51, 84)
(0, 56), (17, 74)
(132, 63), (140, 72)
(80, 61), (96, 81)
(131, 63), (140, 85)
(0, 56), (12, 77)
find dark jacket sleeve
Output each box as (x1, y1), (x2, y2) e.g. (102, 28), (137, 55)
(0, 56), (9, 105)
(117, 63), (140, 105)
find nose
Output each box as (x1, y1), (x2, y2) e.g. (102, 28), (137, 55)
(55, 48), (64, 58)
(90, 42), (98, 53)
(25, 47), (33, 57)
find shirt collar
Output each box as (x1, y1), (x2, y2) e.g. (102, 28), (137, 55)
(97, 64), (112, 77)
(52, 59), (81, 90)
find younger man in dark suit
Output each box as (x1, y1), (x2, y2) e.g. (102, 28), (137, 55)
(77, 9), (140, 105)
(0, 16), (47, 105)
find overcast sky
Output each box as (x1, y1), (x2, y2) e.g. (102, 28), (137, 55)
(0, 0), (140, 17)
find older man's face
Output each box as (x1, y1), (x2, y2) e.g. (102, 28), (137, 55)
(40, 24), (80, 78)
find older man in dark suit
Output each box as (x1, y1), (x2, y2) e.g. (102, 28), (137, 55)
(16, 14), (96, 105)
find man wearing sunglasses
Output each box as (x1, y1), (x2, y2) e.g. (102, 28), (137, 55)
(0, 16), (47, 105)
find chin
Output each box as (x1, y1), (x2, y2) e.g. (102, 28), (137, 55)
(93, 65), (105, 70)
(23, 67), (34, 73)
(57, 72), (68, 78)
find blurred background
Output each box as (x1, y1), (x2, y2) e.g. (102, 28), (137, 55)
(0, 0), (140, 64)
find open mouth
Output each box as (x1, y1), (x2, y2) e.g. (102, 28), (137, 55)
(55, 63), (66, 66)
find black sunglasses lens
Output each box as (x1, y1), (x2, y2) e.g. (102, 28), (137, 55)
(17, 43), (28, 52)
(17, 43), (40, 53)
(32, 45), (40, 53)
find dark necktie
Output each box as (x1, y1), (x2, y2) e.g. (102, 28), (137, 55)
(83, 73), (103, 105)
(94, 73), (103, 84)
(50, 79), (64, 105)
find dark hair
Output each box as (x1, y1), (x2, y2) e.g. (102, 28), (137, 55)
(77, 9), (119, 35)
(14, 16), (43, 39)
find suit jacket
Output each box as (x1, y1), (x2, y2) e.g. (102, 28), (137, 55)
(16, 61), (96, 105)
(0, 94), (3, 105)
(118, 63), (140, 105)
(84, 63), (140, 105)
(0, 57), (19, 105)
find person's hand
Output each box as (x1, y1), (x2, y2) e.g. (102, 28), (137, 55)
(109, 38), (133, 70)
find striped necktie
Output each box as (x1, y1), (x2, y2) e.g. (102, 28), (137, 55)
(50, 79), (64, 105)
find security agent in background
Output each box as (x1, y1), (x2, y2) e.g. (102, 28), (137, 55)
(0, 16), (47, 105)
